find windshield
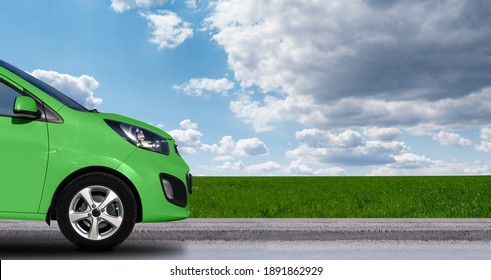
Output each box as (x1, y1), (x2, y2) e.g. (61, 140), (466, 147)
(0, 60), (89, 112)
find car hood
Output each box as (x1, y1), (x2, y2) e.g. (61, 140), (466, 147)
(96, 113), (173, 140)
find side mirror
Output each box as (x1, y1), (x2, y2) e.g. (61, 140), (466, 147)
(13, 96), (40, 119)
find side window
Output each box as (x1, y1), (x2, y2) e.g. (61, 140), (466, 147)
(0, 81), (21, 117)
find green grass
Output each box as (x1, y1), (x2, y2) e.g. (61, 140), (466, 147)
(189, 176), (491, 218)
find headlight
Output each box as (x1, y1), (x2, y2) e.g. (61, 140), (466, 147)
(105, 119), (170, 155)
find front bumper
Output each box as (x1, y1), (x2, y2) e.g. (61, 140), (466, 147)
(116, 147), (191, 223)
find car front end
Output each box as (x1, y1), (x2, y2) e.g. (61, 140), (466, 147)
(101, 113), (192, 222)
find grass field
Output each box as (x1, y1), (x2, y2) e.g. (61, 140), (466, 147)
(189, 176), (491, 218)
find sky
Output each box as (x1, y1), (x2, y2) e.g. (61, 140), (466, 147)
(1, 0), (491, 176)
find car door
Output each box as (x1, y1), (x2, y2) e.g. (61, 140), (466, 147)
(0, 78), (49, 213)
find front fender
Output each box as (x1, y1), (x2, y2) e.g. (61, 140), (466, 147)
(38, 154), (130, 214)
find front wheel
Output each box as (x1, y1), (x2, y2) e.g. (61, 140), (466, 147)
(57, 172), (137, 251)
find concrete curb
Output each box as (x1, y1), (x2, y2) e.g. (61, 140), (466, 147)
(1, 218), (491, 242)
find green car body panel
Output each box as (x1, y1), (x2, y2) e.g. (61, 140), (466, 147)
(0, 60), (191, 243)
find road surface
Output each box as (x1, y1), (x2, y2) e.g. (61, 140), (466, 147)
(0, 239), (490, 259)
(1, 219), (491, 259)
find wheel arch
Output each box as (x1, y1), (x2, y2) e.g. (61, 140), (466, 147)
(46, 166), (143, 224)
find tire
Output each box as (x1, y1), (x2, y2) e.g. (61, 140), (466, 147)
(57, 172), (137, 251)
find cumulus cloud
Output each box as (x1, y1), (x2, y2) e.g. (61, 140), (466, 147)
(371, 155), (490, 175)
(204, 160), (280, 174)
(213, 155), (235, 162)
(476, 128), (491, 152)
(168, 119), (269, 158)
(110, 0), (165, 12)
(230, 94), (323, 132)
(202, 159), (345, 175)
(314, 166), (346, 176)
(388, 153), (436, 169)
(235, 138), (269, 156)
(185, 0), (197, 9)
(245, 161), (282, 174)
(363, 127), (401, 141)
(31, 69), (102, 109)
(287, 128), (409, 166)
(141, 10), (193, 49)
(168, 119), (203, 154)
(480, 128), (491, 141)
(287, 160), (346, 176)
(208, 161), (244, 171)
(295, 129), (365, 148)
(433, 130), (472, 147)
(179, 119), (198, 129)
(202, 136), (234, 154)
(207, 0), (491, 132)
(202, 136), (269, 157)
(231, 87), (491, 132)
(173, 77), (234, 97)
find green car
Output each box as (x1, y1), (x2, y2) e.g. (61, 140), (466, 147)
(0, 60), (191, 250)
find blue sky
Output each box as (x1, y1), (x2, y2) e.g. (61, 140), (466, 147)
(2, 0), (491, 176)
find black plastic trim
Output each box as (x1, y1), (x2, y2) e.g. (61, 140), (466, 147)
(0, 77), (63, 123)
(160, 173), (188, 207)
(24, 90), (64, 123)
(186, 173), (193, 194)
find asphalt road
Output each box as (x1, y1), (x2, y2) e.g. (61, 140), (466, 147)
(1, 239), (490, 260)
(2, 218), (491, 241)
(1, 219), (491, 259)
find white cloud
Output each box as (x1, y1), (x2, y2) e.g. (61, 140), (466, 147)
(204, 160), (280, 174)
(314, 166), (346, 176)
(229, 93), (317, 132)
(476, 128), (491, 152)
(287, 160), (314, 175)
(207, 161), (244, 171)
(389, 153), (436, 169)
(141, 10), (193, 49)
(179, 119), (198, 129)
(185, 0), (197, 9)
(31, 69), (102, 109)
(245, 161), (282, 174)
(110, 0), (165, 12)
(287, 128), (408, 166)
(479, 128), (491, 141)
(168, 119), (203, 154)
(295, 129), (364, 148)
(463, 163), (490, 174)
(202, 135), (235, 154)
(371, 155), (490, 175)
(173, 77), (234, 97)
(202, 136), (268, 157)
(286, 160), (345, 176)
(235, 138), (268, 156)
(213, 155), (235, 162)
(363, 127), (401, 140)
(433, 130), (472, 147)
(231, 87), (491, 132)
(168, 120), (269, 158)
(202, 159), (345, 175)
(207, 1), (491, 132)
(169, 128), (202, 154)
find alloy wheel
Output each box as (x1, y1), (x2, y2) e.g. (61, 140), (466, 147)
(68, 185), (124, 240)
